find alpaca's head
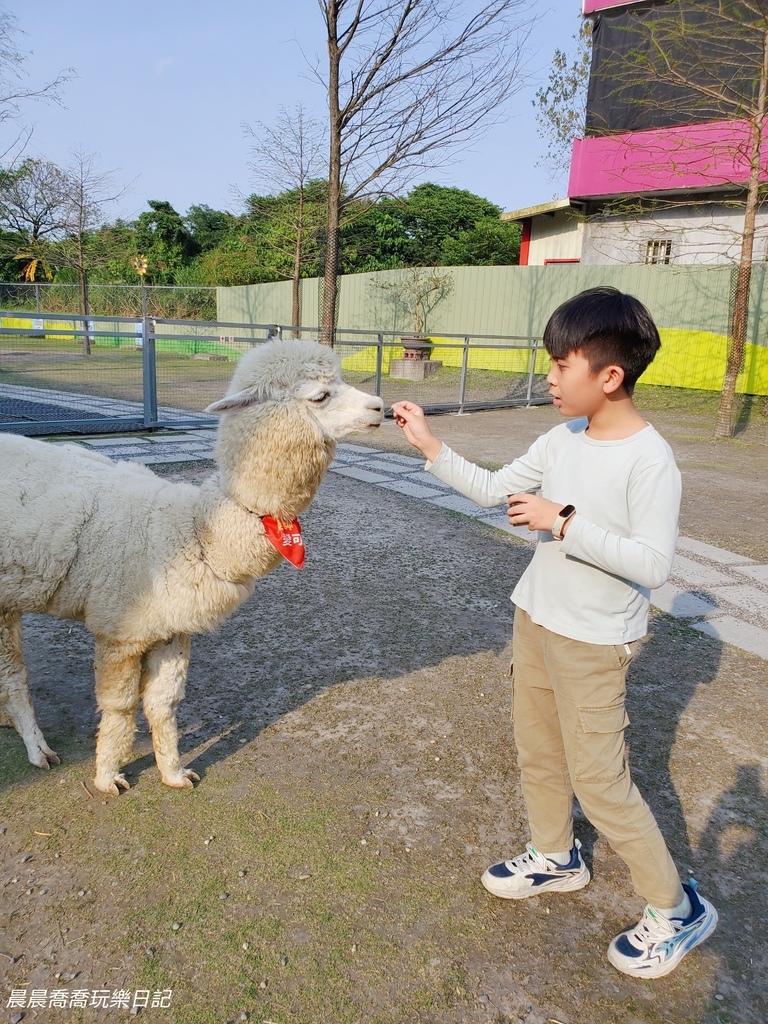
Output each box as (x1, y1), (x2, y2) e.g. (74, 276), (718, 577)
(206, 339), (384, 438)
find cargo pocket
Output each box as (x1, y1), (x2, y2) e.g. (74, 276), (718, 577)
(574, 704), (630, 784)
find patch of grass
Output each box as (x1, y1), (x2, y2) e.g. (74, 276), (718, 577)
(0, 763), (487, 1024)
(634, 382), (768, 428)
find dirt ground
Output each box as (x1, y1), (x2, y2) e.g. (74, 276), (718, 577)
(1, 400), (767, 1024)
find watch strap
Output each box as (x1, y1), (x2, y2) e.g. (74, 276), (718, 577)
(552, 504), (576, 540)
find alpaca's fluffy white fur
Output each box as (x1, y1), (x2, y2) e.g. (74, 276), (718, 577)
(0, 339), (383, 794)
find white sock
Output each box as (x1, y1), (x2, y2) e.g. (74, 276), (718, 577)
(653, 892), (692, 921)
(540, 849), (572, 866)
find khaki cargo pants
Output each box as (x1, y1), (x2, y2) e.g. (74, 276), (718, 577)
(511, 607), (685, 909)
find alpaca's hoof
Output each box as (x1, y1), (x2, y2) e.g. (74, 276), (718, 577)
(94, 772), (131, 796)
(29, 746), (61, 769)
(162, 768), (200, 789)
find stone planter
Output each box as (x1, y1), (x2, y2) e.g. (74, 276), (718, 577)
(399, 336), (434, 360)
(390, 336), (442, 381)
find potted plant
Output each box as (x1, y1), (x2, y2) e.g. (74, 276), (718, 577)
(373, 267), (454, 357)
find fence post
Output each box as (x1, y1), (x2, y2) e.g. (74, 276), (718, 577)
(142, 317), (158, 427)
(525, 338), (539, 407)
(457, 336), (470, 414)
(374, 333), (384, 398)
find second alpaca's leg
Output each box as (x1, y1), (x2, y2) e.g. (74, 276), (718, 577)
(93, 638), (143, 795)
(0, 611), (60, 768)
(140, 634), (199, 789)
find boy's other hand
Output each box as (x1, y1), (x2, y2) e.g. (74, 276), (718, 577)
(507, 493), (570, 534)
(391, 401), (443, 462)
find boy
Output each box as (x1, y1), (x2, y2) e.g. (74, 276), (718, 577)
(391, 287), (717, 978)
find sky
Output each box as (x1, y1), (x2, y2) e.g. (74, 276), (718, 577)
(11, 0), (584, 224)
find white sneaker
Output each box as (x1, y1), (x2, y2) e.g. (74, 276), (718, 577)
(607, 882), (718, 979)
(481, 840), (590, 899)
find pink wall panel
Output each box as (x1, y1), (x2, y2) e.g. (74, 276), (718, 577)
(582, 1), (645, 12)
(568, 120), (768, 198)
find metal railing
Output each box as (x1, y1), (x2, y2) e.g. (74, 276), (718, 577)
(0, 312), (551, 436)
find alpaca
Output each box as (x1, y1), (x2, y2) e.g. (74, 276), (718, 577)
(0, 339), (383, 794)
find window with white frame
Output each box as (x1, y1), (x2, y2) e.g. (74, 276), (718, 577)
(645, 239), (673, 264)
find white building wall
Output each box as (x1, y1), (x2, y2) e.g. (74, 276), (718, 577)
(580, 203), (768, 265)
(528, 209), (584, 264)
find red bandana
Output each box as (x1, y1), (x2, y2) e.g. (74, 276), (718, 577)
(261, 515), (305, 569)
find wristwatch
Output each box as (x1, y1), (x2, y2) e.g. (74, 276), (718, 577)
(552, 504), (576, 540)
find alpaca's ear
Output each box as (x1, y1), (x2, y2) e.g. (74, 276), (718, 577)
(205, 386), (266, 414)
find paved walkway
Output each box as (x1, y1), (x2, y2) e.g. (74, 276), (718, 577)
(51, 429), (768, 662)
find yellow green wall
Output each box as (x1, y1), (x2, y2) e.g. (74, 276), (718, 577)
(219, 264), (768, 396)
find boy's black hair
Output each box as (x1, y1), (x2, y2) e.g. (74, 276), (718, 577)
(543, 286), (661, 394)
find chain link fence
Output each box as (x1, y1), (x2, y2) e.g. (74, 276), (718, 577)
(0, 312), (550, 436)
(0, 283), (217, 320)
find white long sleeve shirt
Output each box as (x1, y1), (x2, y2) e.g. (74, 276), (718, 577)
(427, 418), (681, 645)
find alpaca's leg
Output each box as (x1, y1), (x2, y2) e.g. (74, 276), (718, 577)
(140, 634), (199, 789)
(0, 611), (60, 768)
(93, 638), (142, 795)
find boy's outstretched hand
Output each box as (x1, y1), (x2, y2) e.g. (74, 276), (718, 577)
(391, 401), (443, 462)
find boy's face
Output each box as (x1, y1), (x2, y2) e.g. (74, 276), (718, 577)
(546, 349), (617, 419)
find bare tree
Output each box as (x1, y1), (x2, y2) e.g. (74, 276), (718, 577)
(244, 105), (327, 333)
(56, 150), (130, 352)
(372, 265), (453, 334)
(0, 8), (73, 160)
(9, 151), (129, 352)
(314, 0), (531, 343)
(0, 157), (70, 240)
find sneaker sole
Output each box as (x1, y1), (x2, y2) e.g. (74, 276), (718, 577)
(607, 903), (719, 979)
(481, 865), (591, 900)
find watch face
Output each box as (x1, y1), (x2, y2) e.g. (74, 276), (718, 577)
(560, 504), (576, 518)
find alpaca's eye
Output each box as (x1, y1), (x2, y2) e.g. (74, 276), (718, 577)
(309, 392), (330, 404)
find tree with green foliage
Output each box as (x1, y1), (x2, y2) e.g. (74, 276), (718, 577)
(0, 226), (25, 279)
(0, 152), (128, 344)
(88, 219), (140, 284)
(440, 216), (520, 265)
(187, 237), (274, 288)
(339, 184), (516, 272)
(392, 183), (504, 265)
(184, 204), (239, 253)
(134, 200), (199, 285)
(338, 201), (411, 272)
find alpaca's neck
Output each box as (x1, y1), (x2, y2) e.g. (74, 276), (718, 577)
(215, 404), (335, 520)
(192, 405), (335, 582)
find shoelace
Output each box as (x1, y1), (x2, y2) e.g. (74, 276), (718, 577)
(629, 907), (677, 948)
(504, 845), (551, 872)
